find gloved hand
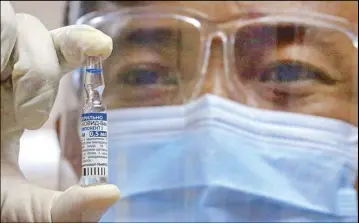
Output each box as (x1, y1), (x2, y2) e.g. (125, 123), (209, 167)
(1, 1), (120, 222)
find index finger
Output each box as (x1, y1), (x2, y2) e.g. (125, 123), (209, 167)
(51, 24), (113, 74)
(12, 16), (113, 130)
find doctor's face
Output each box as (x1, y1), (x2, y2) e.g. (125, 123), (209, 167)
(91, 1), (358, 126)
(58, 1), (358, 187)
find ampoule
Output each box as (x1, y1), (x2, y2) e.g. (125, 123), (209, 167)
(80, 56), (108, 186)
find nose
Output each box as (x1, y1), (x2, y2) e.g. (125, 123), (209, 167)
(199, 33), (229, 99)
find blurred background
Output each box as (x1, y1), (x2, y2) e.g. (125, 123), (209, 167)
(11, 1), (79, 191)
(11, 1), (65, 30)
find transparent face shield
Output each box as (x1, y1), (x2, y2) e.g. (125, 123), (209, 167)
(57, 5), (358, 218)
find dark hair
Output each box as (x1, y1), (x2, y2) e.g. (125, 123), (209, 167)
(63, 1), (70, 26)
(63, 1), (100, 26)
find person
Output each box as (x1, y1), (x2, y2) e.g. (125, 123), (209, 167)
(59, 1), (358, 222)
(2, 1), (358, 222)
(1, 1), (120, 222)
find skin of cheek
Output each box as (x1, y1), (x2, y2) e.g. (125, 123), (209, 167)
(286, 79), (357, 124)
(297, 95), (357, 125)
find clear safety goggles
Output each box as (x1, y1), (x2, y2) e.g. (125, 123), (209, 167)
(57, 5), (358, 187)
(72, 6), (358, 123)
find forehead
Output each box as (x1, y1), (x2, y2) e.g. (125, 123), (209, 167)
(95, 1), (358, 24)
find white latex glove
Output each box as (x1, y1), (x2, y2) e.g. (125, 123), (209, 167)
(1, 1), (120, 222)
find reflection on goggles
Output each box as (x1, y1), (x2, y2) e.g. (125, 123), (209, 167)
(76, 10), (358, 125)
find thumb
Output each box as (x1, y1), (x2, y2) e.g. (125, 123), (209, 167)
(51, 184), (120, 222)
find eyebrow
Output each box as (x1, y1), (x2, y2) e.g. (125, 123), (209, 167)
(114, 27), (186, 67)
(112, 27), (184, 48)
(124, 28), (177, 45)
(235, 24), (354, 79)
(236, 25), (306, 48)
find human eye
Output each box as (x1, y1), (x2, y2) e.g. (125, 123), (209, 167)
(259, 61), (336, 84)
(118, 63), (178, 86)
(256, 61), (338, 106)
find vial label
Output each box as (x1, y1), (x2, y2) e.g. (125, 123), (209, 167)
(81, 112), (108, 177)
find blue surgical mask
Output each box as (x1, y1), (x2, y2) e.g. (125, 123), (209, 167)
(102, 94), (358, 222)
